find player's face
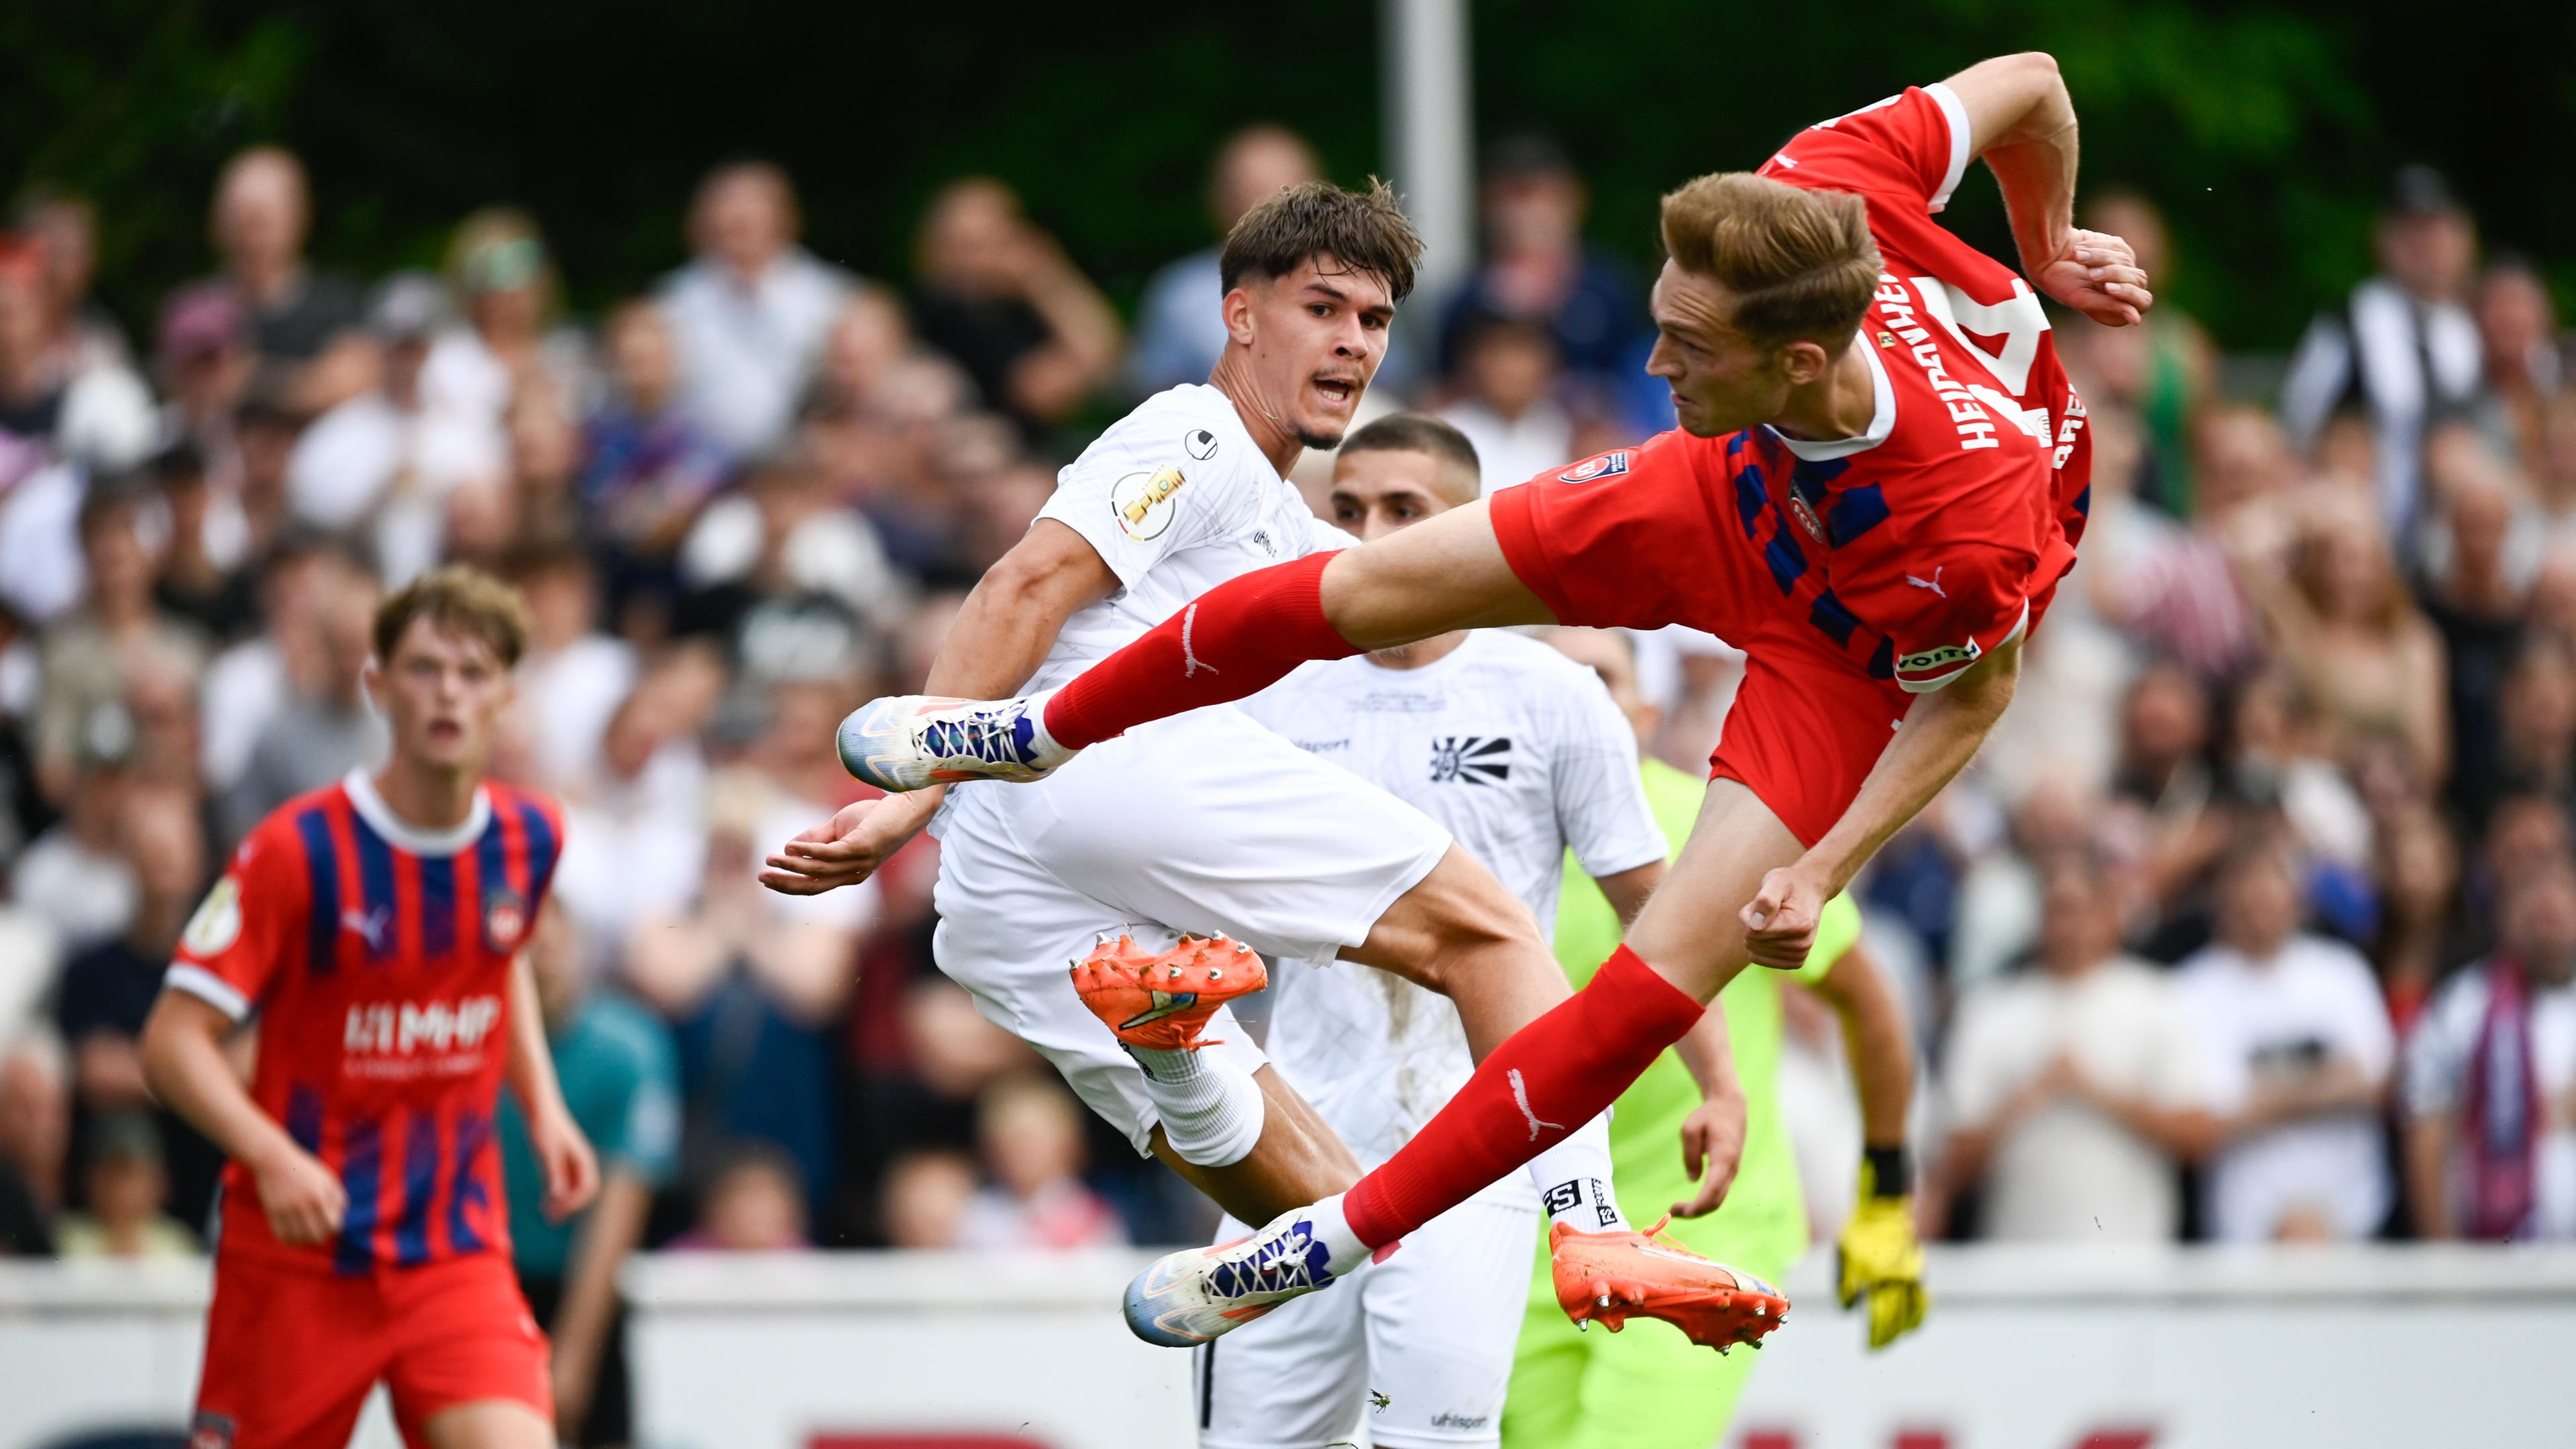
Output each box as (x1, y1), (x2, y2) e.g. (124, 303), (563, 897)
(1229, 257), (1395, 449)
(1646, 261), (1809, 437)
(367, 619), (517, 777)
(1328, 448), (1460, 541)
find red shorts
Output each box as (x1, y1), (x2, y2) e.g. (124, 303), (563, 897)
(1491, 476), (2051, 847)
(193, 1249), (549, 1448)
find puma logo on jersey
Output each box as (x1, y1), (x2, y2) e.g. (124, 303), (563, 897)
(341, 905), (393, 954)
(1904, 567), (1947, 597)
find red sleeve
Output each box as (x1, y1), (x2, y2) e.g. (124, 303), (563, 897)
(166, 818), (309, 1021)
(1845, 541), (2035, 694)
(1758, 85), (1972, 215)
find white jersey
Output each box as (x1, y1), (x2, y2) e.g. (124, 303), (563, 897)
(1240, 631), (1665, 1176)
(1026, 384), (1350, 694)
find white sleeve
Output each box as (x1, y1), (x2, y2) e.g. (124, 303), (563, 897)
(1551, 670), (1666, 880)
(1939, 994), (2008, 1131)
(2176, 961), (2251, 1112)
(2402, 973), (2482, 1118)
(2328, 946), (2398, 1085)
(2145, 982), (2217, 1111)
(1034, 425), (1230, 590)
(1298, 508), (1358, 559)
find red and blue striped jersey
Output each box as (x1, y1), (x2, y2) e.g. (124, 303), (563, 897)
(167, 768), (563, 1273)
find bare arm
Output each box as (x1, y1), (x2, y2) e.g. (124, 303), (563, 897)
(761, 519), (1119, 895)
(1807, 939), (1913, 1153)
(547, 1170), (653, 1434)
(1743, 639), (2020, 967)
(506, 953), (598, 1220)
(1940, 52), (2148, 327)
(1668, 996), (1748, 1218)
(1006, 243), (1126, 422)
(142, 990), (344, 1244)
(2404, 1113), (2456, 1240)
(1595, 859), (1664, 928)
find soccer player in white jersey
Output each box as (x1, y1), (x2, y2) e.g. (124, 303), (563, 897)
(1195, 413), (1741, 1449)
(762, 183), (1764, 1332)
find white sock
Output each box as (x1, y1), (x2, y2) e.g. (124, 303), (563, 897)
(1131, 1043), (1266, 1168)
(1296, 1192), (1371, 1273)
(1020, 687), (1077, 769)
(1528, 1112), (1629, 1234)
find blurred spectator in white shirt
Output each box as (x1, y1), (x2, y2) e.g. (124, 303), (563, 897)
(1933, 848), (2216, 1242)
(1436, 315), (1572, 494)
(957, 1075), (1126, 1251)
(909, 179), (1122, 445)
(2281, 168), (2484, 540)
(2404, 849), (2576, 1240)
(288, 273), (502, 544)
(658, 162), (854, 458)
(221, 559), (384, 842)
(1124, 125), (1322, 396)
(505, 543), (636, 796)
(2180, 838), (2397, 1241)
(0, 236), (154, 476)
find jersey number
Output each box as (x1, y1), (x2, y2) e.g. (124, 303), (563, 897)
(1910, 277), (2049, 395)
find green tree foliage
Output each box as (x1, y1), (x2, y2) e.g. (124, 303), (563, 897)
(1, 1), (2566, 351)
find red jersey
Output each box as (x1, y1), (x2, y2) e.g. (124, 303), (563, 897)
(167, 769), (562, 1273)
(1749, 82), (2090, 689)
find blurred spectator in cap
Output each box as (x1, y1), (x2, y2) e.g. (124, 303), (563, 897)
(2471, 257), (2564, 466)
(1124, 125), (1324, 396)
(152, 286), (252, 472)
(55, 1109), (196, 1259)
(957, 1075), (1126, 1250)
(288, 272), (504, 570)
(11, 700), (142, 955)
(0, 235), (153, 475)
(148, 442), (258, 642)
(1438, 135), (1653, 433)
(221, 555), (383, 842)
(582, 299), (729, 630)
(11, 188), (128, 374)
(1434, 315), (1568, 492)
(0, 1029), (58, 1254)
(2403, 849), (2576, 1240)
(658, 161), (855, 456)
(32, 480), (211, 797)
(2282, 166), (2484, 539)
(423, 208), (594, 447)
(909, 178), (1122, 444)
(2178, 836), (2396, 1242)
(173, 146), (378, 416)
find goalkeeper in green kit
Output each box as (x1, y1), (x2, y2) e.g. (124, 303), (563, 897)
(1506, 630), (1927, 1449)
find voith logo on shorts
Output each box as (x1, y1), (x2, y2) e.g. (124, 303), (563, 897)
(1110, 464), (1187, 540)
(344, 995), (504, 1057)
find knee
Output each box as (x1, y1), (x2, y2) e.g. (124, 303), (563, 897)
(1378, 860), (1549, 995)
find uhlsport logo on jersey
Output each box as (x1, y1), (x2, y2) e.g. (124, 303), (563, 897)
(1110, 464), (1188, 540)
(1429, 735), (1511, 786)
(1557, 451), (1629, 484)
(1183, 427), (1220, 460)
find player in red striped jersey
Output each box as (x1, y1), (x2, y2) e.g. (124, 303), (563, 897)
(144, 566), (596, 1449)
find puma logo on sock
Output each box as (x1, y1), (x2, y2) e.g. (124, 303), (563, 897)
(1509, 1068), (1564, 1141)
(1181, 601), (1219, 679)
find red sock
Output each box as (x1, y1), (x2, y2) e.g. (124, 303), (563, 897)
(1343, 945), (1705, 1248)
(1043, 552), (1357, 749)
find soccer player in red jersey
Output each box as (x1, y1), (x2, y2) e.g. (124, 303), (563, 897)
(142, 566), (598, 1449)
(836, 53), (2152, 1343)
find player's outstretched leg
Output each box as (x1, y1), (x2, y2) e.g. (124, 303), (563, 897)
(835, 689), (1072, 792)
(1072, 934), (1271, 1170)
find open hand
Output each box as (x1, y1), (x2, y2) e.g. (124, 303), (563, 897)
(759, 792), (938, 896)
(2031, 228), (2153, 327)
(1671, 1093), (1749, 1219)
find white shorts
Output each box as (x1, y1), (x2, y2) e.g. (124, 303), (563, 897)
(931, 705), (1453, 1156)
(1197, 1197), (1540, 1449)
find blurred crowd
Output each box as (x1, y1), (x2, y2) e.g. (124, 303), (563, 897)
(1, 125), (2573, 1301)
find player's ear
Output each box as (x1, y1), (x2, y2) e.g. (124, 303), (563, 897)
(1222, 283), (1257, 347)
(1774, 338), (1831, 387)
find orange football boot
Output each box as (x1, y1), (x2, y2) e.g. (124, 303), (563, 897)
(1071, 934), (1268, 1051)
(1550, 1216), (1791, 1353)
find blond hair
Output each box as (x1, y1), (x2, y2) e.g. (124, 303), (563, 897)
(373, 565), (531, 667)
(1660, 172), (1880, 352)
